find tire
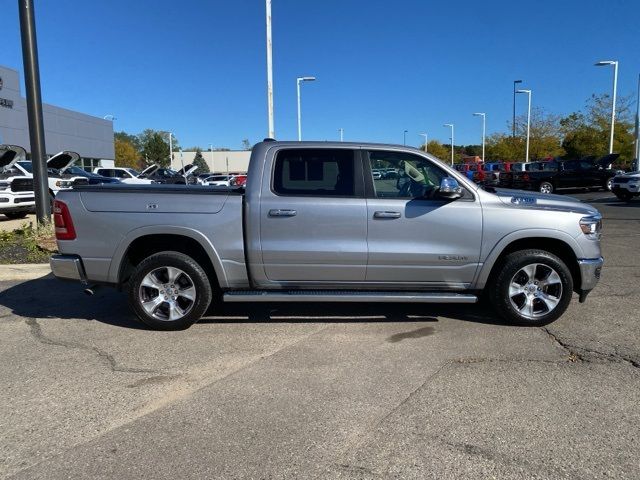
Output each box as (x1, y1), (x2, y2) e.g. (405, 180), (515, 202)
(604, 177), (613, 191)
(539, 181), (554, 194)
(4, 212), (28, 220)
(128, 251), (212, 330)
(489, 249), (573, 326)
(614, 191), (634, 202)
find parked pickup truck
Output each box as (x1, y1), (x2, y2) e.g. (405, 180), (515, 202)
(50, 141), (604, 330)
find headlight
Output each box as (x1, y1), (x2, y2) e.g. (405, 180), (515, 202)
(0, 181), (10, 191)
(55, 180), (73, 188)
(580, 215), (602, 239)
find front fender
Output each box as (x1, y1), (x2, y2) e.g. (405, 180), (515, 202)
(472, 228), (585, 290)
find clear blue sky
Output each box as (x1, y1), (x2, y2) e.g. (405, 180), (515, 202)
(3, 0), (639, 149)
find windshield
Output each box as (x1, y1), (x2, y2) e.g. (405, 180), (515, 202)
(17, 161), (33, 173)
(126, 168), (140, 176)
(64, 166), (88, 175)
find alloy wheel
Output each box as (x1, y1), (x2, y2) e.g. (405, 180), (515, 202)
(138, 266), (197, 321)
(508, 263), (563, 319)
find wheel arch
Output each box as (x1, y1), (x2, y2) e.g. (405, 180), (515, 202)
(109, 227), (227, 289)
(474, 231), (582, 292)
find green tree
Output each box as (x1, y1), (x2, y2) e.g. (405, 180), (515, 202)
(422, 140), (450, 163)
(138, 129), (177, 167)
(191, 147), (209, 173)
(114, 139), (140, 169)
(114, 131), (141, 151)
(561, 94), (635, 166)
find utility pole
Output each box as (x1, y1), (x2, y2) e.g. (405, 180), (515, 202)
(18, 0), (49, 224)
(635, 74), (640, 171)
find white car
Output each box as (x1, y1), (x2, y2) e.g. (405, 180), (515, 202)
(0, 145), (34, 220)
(93, 166), (154, 184)
(203, 174), (233, 186)
(611, 171), (640, 201)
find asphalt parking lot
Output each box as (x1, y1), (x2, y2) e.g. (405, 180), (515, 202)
(0, 191), (638, 479)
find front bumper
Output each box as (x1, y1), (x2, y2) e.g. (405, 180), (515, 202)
(577, 257), (603, 302)
(50, 254), (88, 284)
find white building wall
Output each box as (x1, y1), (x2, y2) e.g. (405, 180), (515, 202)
(170, 150), (251, 173)
(0, 65), (114, 161)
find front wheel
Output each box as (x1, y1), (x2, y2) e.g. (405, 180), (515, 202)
(614, 191), (634, 202)
(539, 181), (554, 194)
(604, 178), (613, 191)
(128, 251), (212, 330)
(489, 249), (573, 326)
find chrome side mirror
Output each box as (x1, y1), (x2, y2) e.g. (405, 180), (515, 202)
(438, 177), (463, 200)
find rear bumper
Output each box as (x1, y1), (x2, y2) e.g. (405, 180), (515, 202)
(50, 254), (88, 284)
(577, 257), (603, 301)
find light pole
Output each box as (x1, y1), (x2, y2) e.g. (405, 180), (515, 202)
(209, 143), (214, 172)
(168, 131), (173, 167)
(635, 74), (640, 171)
(443, 123), (454, 165)
(265, 0), (275, 138)
(595, 60), (619, 154)
(516, 90), (532, 162)
(403, 130), (408, 145)
(513, 80), (522, 137)
(339, 128), (344, 142)
(297, 76), (316, 141)
(419, 133), (428, 152)
(473, 113), (486, 162)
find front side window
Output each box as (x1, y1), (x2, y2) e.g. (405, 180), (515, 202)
(273, 149), (355, 196)
(368, 150), (447, 199)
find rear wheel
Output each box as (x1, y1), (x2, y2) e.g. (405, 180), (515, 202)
(489, 249), (573, 326)
(604, 178), (613, 191)
(4, 212), (28, 220)
(128, 251), (212, 330)
(539, 181), (553, 194)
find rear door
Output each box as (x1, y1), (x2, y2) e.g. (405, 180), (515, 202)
(364, 149), (482, 288)
(259, 148), (367, 283)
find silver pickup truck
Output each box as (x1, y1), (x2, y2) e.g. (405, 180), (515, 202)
(50, 141), (603, 330)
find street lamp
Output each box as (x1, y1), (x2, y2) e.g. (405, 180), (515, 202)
(443, 123), (454, 165)
(103, 114), (117, 121)
(403, 130), (408, 145)
(595, 60), (619, 154)
(209, 143), (214, 172)
(516, 90), (532, 162)
(419, 133), (428, 152)
(168, 131), (173, 167)
(338, 128), (344, 142)
(297, 76), (316, 141)
(513, 80), (522, 137)
(265, 0), (274, 138)
(473, 113), (486, 162)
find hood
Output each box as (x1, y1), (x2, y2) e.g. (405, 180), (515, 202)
(139, 164), (159, 177)
(47, 151), (80, 171)
(492, 188), (599, 216)
(595, 153), (619, 168)
(615, 171), (640, 178)
(176, 163), (198, 176)
(0, 145), (27, 170)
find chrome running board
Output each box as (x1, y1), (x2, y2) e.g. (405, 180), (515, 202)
(223, 290), (477, 304)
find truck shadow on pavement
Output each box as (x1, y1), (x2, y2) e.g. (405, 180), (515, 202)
(0, 275), (507, 330)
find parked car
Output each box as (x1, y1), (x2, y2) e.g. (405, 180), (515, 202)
(611, 171), (640, 201)
(518, 155), (618, 194)
(0, 145), (34, 219)
(93, 167), (154, 184)
(138, 164), (198, 185)
(50, 140), (603, 331)
(60, 166), (122, 185)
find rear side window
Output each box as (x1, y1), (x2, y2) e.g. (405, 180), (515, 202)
(273, 149), (355, 196)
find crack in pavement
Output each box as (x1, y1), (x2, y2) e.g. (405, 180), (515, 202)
(25, 318), (156, 374)
(541, 326), (639, 369)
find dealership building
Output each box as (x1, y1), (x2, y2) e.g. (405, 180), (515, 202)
(0, 65), (115, 170)
(170, 150), (251, 174)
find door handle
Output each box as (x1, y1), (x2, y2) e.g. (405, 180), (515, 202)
(269, 209), (297, 217)
(374, 211), (401, 219)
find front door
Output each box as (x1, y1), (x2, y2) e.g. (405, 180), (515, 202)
(259, 148), (367, 284)
(364, 150), (482, 289)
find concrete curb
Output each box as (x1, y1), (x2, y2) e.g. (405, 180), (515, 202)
(0, 263), (51, 281)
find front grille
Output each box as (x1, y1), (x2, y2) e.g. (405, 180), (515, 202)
(72, 178), (89, 186)
(11, 178), (34, 192)
(614, 177), (631, 184)
(15, 197), (34, 204)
